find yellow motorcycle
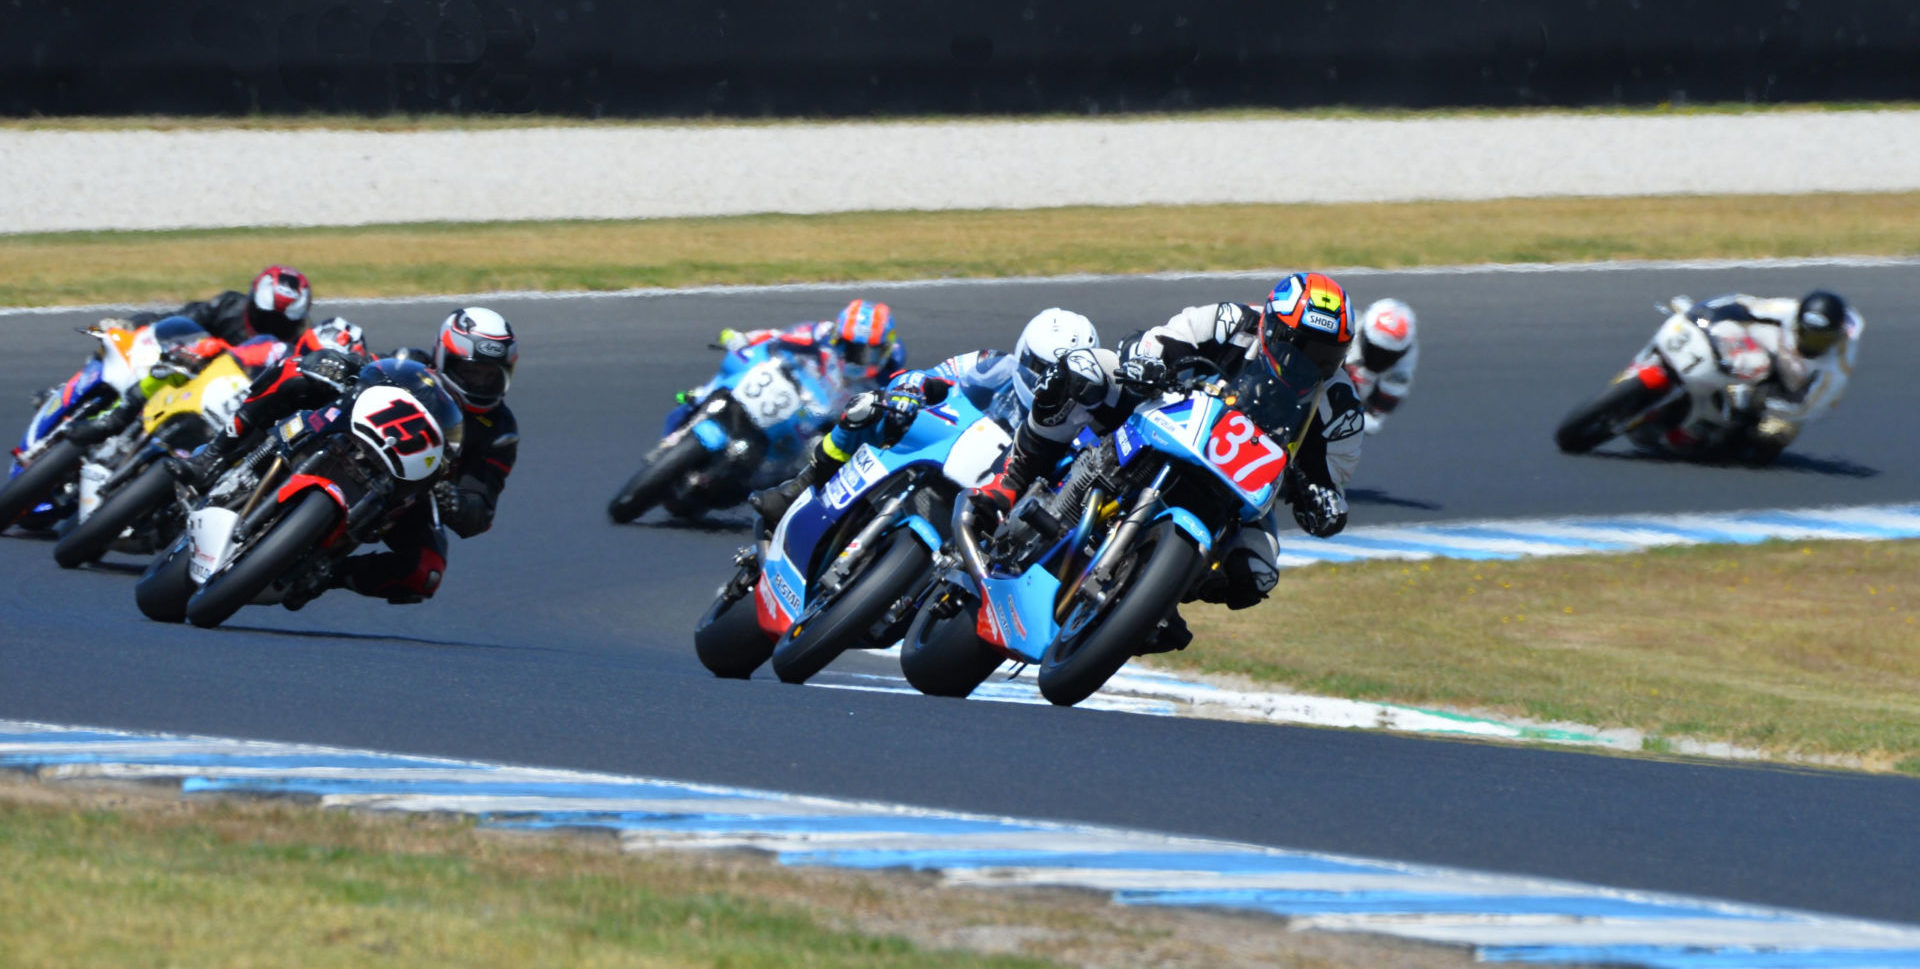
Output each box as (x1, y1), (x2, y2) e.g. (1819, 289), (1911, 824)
(52, 349), (254, 568)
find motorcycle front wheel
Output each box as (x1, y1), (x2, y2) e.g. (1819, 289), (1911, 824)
(55, 459), (173, 568)
(135, 535), (196, 623)
(1038, 521), (1201, 708)
(694, 567), (777, 679)
(900, 589), (1003, 698)
(609, 435), (708, 523)
(771, 532), (930, 684)
(185, 491), (341, 629)
(1554, 376), (1662, 454)
(0, 438), (84, 530)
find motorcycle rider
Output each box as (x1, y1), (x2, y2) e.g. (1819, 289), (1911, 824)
(664, 298), (908, 436)
(128, 265), (315, 345)
(749, 307), (1100, 526)
(1671, 290), (1862, 463)
(1346, 298), (1420, 435)
(971, 273), (1366, 651)
(179, 308), (518, 606)
(61, 317), (234, 446)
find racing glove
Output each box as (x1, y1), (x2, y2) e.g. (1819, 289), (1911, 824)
(879, 373), (931, 443)
(1115, 355), (1169, 391)
(433, 479), (490, 537)
(1290, 482), (1348, 538)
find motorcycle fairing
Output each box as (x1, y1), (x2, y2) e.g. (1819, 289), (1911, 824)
(1130, 391), (1277, 518)
(975, 567), (1063, 663)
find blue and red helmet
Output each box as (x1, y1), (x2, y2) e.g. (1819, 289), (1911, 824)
(1261, 272), (1353, 378)
(830, 299), (898, 380)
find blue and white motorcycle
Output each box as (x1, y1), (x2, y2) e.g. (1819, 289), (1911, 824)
(609, 340), (842, 523)
(1, 319), (174, 532)
(901, 347), (1324, 706)
(693, 387), (1015, 682)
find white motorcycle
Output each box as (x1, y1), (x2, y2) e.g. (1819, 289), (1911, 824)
(1555, 297), (1778, 462)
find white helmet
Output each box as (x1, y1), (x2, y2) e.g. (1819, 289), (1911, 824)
(1358, 298), (1417, 373)
(1013, 308), (1099, 409)
(434, 307), (517, 413)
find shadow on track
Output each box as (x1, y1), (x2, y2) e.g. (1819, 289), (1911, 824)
(1346, 487), (1444, 511)
(616, 513), (754, 533)
(1580, 448), (1880, 479)
(218, 624), (562, 653)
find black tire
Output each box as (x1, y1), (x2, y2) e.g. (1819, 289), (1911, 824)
(185, 491), (340, 629)
(135, 536), (196, 623)
(0, 438), (84, 531)
(771, 533), (931, 684)
(609, 436), (708, 523)
(694, 571), (777, 679)
(900, 594), (1003, 698)
(1038, 522), (1202, 708)
(1554, 377), (1661, 454)
(54, 460), (174, 568)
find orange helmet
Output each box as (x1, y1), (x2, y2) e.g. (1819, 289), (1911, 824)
(1261, 272), (1353, 378)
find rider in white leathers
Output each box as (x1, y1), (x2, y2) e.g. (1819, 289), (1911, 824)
(1664, 290), (1861, 462)
(972, 273), (1366, 651)
(1345, 298), (1420, 435)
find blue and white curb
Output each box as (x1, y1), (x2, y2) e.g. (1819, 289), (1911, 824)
(1272, 503), (1920, 568)
(5, 720), (1919, 969)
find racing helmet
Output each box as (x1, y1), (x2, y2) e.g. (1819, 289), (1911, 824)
(1261, 272), (1354, 379)
(245, 265), (312, 341)
(433, 307), (516, 413)
(1013, 308), (1099, 409)
(147, 316), (224, 365)
(1793, 290), (1848, 358)
(298, 317), (369, 357)
(1357, 298), (1417, 373)
(830, 299), (898, 380)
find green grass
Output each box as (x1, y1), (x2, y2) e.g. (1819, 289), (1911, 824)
(1173, 540), (1920, 773)
(0, 779), (1476, 969)
(4, 192), (1919, 308)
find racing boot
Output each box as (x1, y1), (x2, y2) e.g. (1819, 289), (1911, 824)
(1134, 607), (1194, 655)
(749, 439), (846, 528)
(173, 429), (252, 491)
(65, 388), (148, 446)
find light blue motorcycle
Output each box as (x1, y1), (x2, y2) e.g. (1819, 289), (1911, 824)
(693, 386), (1016, 682)
(609, 339), (841, 523)
(901, 346), (1324, 706)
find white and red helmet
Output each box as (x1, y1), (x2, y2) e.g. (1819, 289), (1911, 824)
(1357, 298), (1417, 373)
(246, 265), (312, 341)
(434, 307), (517, 413)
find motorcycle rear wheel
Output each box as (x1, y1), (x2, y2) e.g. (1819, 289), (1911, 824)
(1555, 377), (1661, 454)
(185, 491), (340, 629)
(772, 532), (930, 684)
(609, 436), (708, 523)
(135, 536), (196, 623)
(0, 438), (84, 531)
(900, 591), (1003, 698)
(694, 569), (776, 679)
(1038, 521), (1200, 708)
(54, 459), (173, 568)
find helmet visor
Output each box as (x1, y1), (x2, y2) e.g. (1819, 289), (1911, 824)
(447, 357), (511, 405)
(1797, 325), (1840, 357)
(1233, 341), (1323, 441)
(1360, 341), (1406, 374)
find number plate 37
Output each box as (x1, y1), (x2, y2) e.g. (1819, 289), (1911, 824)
(1206, 411), (1288, 493)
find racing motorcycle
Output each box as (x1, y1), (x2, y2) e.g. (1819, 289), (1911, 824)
(900, 349), (1323, 707)
(1555, 297), (1779, 462)
(609, 339), (839, 523)
(0, 317), (199, 532)
(52, 345), (254, 567)
(133, 359), (462, 629)
(693, 385), (1014, 683)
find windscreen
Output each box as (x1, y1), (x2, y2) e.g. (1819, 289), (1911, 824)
(1226, 342), (1321, 442)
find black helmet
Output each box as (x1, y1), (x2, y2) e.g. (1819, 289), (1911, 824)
(1794, 291), (1847, 358)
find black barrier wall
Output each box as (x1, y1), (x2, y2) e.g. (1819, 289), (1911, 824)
(5, 1), (1918, 116)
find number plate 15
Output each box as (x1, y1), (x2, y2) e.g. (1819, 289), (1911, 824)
(1206, 411), (1288, 493)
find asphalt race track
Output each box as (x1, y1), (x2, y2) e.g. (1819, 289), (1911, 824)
(4, 261), (1918, 924)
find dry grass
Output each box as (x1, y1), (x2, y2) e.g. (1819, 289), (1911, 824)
(1174, 540), (1920, 772)
(3, 192), (1918, 308)
(0, 774), (1483, 969)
